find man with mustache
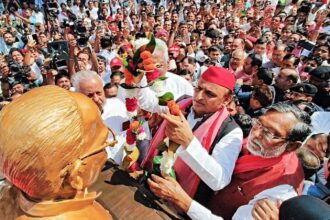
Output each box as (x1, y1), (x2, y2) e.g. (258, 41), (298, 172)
(148, 103), (311, 220)
(139, 66), (243, 206)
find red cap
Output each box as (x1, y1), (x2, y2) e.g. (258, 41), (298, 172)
(169, 45), (180, 53)
(201, 66), (236, 91)
(156, 29), (169, 38)
(106, 16), (113, 22)
(110, 57), (123, 68)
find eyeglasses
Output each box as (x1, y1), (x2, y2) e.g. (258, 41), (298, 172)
(251, 118), (288, 141)
(79, 127), (118, 160)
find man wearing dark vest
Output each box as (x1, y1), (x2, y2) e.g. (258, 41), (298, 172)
(148, 103), (311, 220)
(138, 66), (243, 205)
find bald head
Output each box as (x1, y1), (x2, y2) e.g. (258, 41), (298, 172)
(72, 70), (106, 111)
(275, 68), (299, 91)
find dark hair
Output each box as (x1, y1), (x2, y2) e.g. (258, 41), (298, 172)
(283, 54), (300, 67)
(234, 114), (252, 138)
(9, 48), (23, 56)
(265, 102), (311, 142)
(256, 68), (274, 85)
(292, 100), (319, 116)
(110, 71), (123, 79)
(252, 85), (273, 108)
(208, 46), (221, 53)
(248, 54), (262, 68)
(104, 82), (117, 90)
(255, 37), (268, 45)
(55, 70), (70, 84)
(182, 56), (196, 65)
(223, 35), (234, 41)
(177, 69), (192, 76)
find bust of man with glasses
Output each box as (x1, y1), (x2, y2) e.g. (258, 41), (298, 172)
(0, 86), (114, 219)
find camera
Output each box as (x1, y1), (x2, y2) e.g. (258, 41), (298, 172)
(47, 41), (69, 70)
(7, 61), (32, 84)
(299, 1), (312, 13)
(77, 36), (89, 48)
(44, 2), (59, 20)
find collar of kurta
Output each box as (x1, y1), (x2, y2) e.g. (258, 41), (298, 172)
(17, 190), (101, 217)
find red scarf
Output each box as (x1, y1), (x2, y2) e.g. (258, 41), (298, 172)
(174, 104), (229, 198)
(141, 98), (229, 198)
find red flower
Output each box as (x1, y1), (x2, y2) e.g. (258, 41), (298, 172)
(130, 121), (140, 131)
(140, 51), (152, 60)
(137, 126), (144, 134)
(146, 69), (160, 83)
(144, 64), (155, 71)
(125, 98), (138, 112)
(143, 58), (154, 66)
(124, 69), (134, 85)
(126, 129), (136, 145)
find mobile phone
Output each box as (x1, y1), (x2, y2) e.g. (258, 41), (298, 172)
(32, 34), (39, 44)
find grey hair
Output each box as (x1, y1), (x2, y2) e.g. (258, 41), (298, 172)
(265, 102), (312, 142)
(134, 37), (169, 62)
(71, 70), (102, 92)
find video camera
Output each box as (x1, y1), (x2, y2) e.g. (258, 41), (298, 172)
(6, 57), (33, 85)
(44, 1), (60, 20)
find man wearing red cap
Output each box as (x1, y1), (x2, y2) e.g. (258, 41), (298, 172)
(148, 102), (310, 220)
(140, 66), (243, 207)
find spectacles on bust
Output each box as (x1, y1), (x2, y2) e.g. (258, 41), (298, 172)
(79, 127), (117, 160)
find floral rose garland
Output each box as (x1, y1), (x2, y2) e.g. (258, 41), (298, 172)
(121, 34), (180, 176)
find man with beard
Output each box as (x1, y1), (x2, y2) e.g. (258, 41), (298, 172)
(0, 31), (24, 55)
(309, 66), (330, 111)
(148, 103), (311, 220)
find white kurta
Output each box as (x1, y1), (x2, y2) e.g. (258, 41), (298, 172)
(123, 76), (243, 191)
(187, 184), (298, 220)
(101, 98), (128, 134)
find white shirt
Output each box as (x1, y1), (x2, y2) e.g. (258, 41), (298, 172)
(176, 110), (243, 191)
(125, 75), (242, 191)
(101, 98), (128, 134)
(110, 72), (194, 164)
(187, 184), (298, 220)
(89, 7), (99, 20)
(117, 72), (194, 112)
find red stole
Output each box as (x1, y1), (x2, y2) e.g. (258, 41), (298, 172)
(207, 152), (304, 220)
(141, 98), (229, 198)
(140, 98), (193, 170)
(174, 105), (229, 198)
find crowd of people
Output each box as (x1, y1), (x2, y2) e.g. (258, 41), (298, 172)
(0, 0), (329, 219)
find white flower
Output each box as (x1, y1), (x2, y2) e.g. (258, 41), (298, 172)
(160, 151), (174, 175)
(137, 132), (147, 140)
(125, 143), (137, 152)
(127, 109), (138, 118)
(126, 89), (137, 99)
(151, 80), (165, 96)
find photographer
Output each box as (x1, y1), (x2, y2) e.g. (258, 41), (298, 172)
(5, 48), (41, 91)
(67, 33), (98, 76)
